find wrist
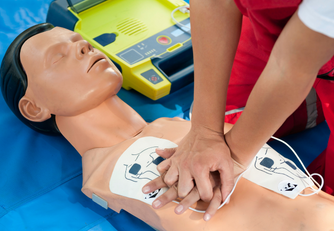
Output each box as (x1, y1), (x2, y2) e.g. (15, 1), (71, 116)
(190, 107), (226, 135)
(225, 129), (256, 167)
(190, 121), (224, 137)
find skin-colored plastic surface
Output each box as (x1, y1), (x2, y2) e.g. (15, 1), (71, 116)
(18, 27), (334, 231)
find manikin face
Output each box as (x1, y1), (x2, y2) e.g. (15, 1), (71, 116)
(20, 27), (123, 117)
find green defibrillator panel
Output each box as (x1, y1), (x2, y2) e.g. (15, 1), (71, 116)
(47, 0), (193, 100)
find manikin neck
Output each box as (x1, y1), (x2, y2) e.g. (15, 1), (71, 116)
(55, 95), (147, 156)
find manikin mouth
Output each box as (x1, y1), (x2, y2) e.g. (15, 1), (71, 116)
(88, 57), (104, 73)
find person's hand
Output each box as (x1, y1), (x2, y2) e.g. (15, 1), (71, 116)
(151, 125), (235, 204)
(143, 170), (223, 221)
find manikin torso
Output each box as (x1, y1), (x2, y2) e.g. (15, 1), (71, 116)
(56, 95), (334, 231)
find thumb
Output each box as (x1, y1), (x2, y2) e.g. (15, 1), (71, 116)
(156, 147), (177, 159)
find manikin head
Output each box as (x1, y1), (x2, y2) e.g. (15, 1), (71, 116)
(0, 23), (122, 135)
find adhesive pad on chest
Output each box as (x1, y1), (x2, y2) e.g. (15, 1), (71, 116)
(109, 137), (178, 205)
(243, 144), (314, 199)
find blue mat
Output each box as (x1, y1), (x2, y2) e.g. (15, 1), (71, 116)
(0, 1), (192, 230)
(0, 0), (329, 230)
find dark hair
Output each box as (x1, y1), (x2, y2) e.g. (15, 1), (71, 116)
(0, 23), (60, 135)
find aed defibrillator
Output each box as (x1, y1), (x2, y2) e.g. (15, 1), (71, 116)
(47, 0), (193, 100)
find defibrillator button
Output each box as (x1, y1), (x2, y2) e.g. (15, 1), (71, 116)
(158, 36), (170, 44)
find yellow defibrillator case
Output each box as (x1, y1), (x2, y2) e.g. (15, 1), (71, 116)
(47, 0), (193, 100)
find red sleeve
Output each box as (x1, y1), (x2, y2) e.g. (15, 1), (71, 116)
(233, 0), (334, 75)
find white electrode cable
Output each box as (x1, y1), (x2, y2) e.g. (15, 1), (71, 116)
(171, 5), (191, 34)
(270, 136), (324, 196)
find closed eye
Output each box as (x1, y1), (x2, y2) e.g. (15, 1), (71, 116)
(52, 53), (64, 64)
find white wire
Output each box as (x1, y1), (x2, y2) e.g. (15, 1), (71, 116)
(298, 173), (324, 196)
(171, 6), (191, 34)
(217, 171), (245, 209)
(270, 136), (324, 196)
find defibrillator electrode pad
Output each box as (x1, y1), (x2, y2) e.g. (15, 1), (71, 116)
(109, 137), (177, 205)
(242, 144), (314, 199)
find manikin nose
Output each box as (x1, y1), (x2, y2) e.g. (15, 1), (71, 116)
(76, 40), (93, 59)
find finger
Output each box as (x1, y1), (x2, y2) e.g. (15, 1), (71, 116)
(151, 184), (178, 209)
(178, 170), (195, 198)
(203, 187), (222, 221)
(156, 147), (177, 159)
(157, 159), (171, 174)
(194, 172), (214, 202)
(174, 186), (200, 215)
(219, 164), (235, 203)
(163, 164), (179, 187)
(142, 175), (167, 194)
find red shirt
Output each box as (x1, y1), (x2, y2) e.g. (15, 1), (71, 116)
(230, 0), (334, 195)
(233, 0), (334, 76)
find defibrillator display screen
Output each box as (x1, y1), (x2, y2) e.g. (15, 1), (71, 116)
(67, 0), (106, 13)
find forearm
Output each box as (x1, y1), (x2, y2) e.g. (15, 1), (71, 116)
(227, 61), (315, 164)
(190, 0), (242, 133)
(154, 0), (243, 202)
(226, 13), (334, 165)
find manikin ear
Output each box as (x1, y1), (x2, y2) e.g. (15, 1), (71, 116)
(19, 97), (51, 122)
